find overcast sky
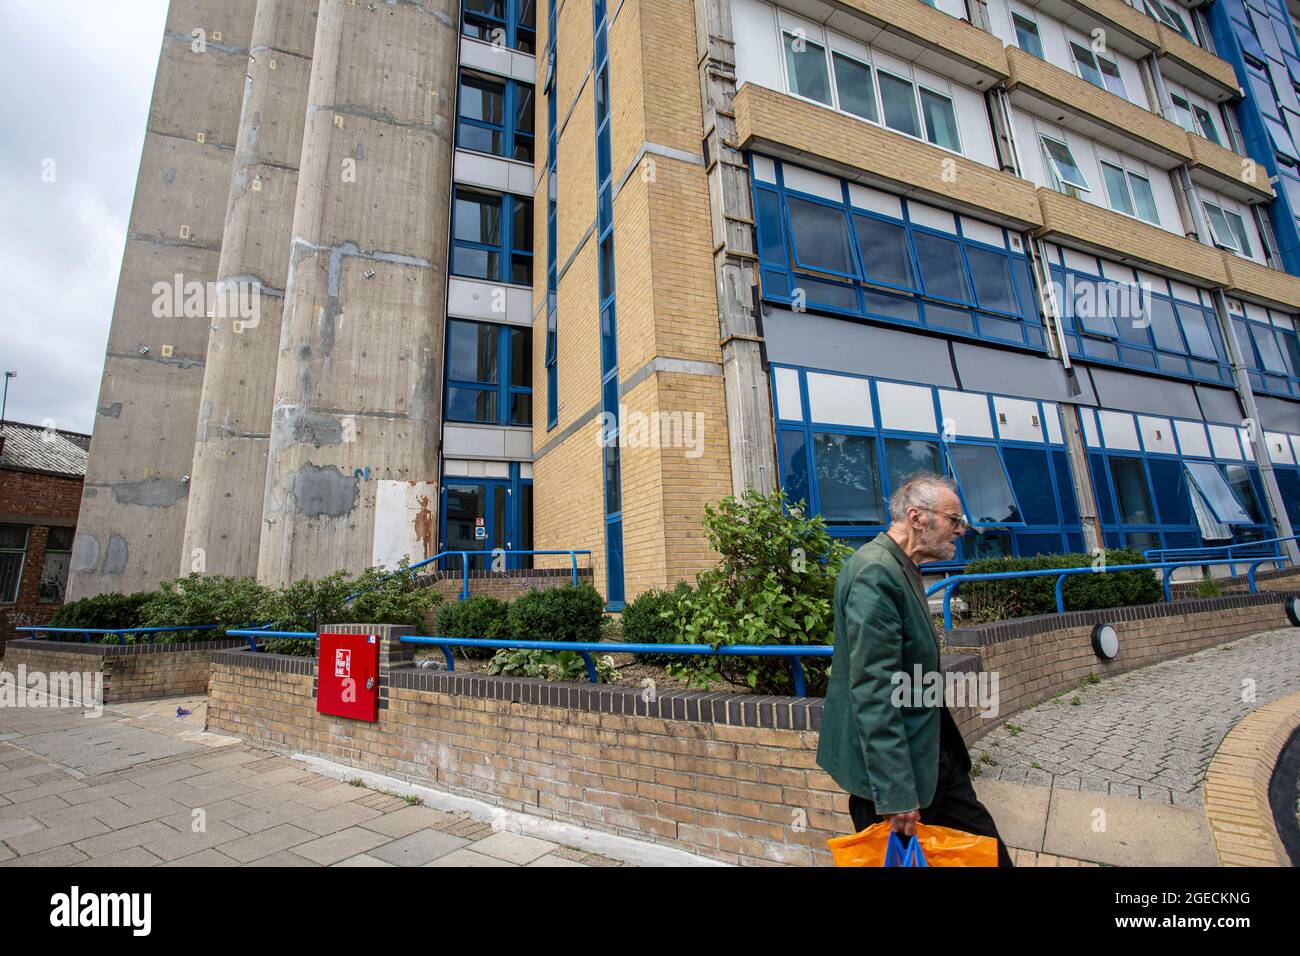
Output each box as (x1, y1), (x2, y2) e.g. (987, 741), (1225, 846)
(0, 1), (168, 434)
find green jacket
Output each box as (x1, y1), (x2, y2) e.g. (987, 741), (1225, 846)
(816, 533), (941, 814)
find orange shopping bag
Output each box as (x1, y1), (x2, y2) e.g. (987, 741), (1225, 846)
(827, 821), (998, 867)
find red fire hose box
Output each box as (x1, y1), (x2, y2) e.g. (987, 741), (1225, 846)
(317, 632), (380, 722)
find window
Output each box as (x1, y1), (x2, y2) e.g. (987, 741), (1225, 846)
(783, 32), (831, 105)
(1070, 43), (1106, 90)
(884, 438), (941, 496)
(457, 72), (535, 163)
(1127, 172), (1159, 223)
(445, 319), (532, 425)
(831, 52), (878, 122)
(1144, 1), (1192, 42)
(965, 245), (1017, 314)
(852, 214), (915, 288)
(913, 231), (972, 303)
(1108, 457), (1156, 525)
(813, 433), (884, 523)
(451, 189), (533, 284)
(1184, 461), (1252, 524)
(1192, 104), (1222, 145)
(1225, 209), (1254, 258)
(878, 71), (921, 139)
(1013, 13), (1043, 59)
(0, 525), (27, 604)
(919, 88), (961, 152)
(37, 527), (73, 604)
(463, 0), (536, 55)
(787, 196), (856, 276)
(946, 444), (1023, 526)
(1170, 93), (1197, 133)
(1098, 57), (1127, 98)
(1202, 201), (1243, 254)
(1101, 162), (1158, 223)
(1041, 136), (1090, 192)
(1101, 162), (1135, 217)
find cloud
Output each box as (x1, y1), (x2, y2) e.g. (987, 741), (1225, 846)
(0, 1), (168, 433)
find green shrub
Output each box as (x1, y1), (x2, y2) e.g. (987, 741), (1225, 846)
(1195, 576), (1223, 599)
(507, 584), (604, 644)
(137, 575), (270, 641)
(961, 549), (1161, 623)
(347, 561), (442, 629)
(48, 591), (151, 634)
(435, 594), (510, 659)
(620, 581), (691, 666)
(486, 647), (619, 682)
(671, 489), (851, 695)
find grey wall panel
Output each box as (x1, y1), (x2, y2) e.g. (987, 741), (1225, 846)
(1087, 367), (1203, 419)
(762, 308), (957, 388)
(1254, 394), (1300, 433)
(1194, 384), (1244, 425)
(952, 343), (1096, 404)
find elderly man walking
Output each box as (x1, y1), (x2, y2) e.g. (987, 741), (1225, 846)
(817, 472), (1013, 866)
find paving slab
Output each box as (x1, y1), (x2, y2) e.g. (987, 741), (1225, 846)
(1042, 789), (1218, 867)
(470, 831), (560, 865)
(973, 778), (1051, 852)
(294, 826), (392, 866)
(426, 848), (517, 867)
(359, 804), (458, 839)
(368, 828), (468, 866)
(217, 823), (316, 863)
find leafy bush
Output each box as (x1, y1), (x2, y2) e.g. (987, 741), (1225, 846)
(435, 594), (510, 659)
(670, 489), (851, 695)
(137, 575), (270, 641)
(1195, 576), (1223, 599)
(348, 561), (442, 629)
(507, 584), (604, 644)
(48, 591), (151, 633)
(961, 549), (1161, 623)
(620, 581), (692, 666)
(486, 647), (619, 682)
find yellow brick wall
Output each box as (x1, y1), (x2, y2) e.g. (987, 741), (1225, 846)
(556, 0), (593, 125)
(556, 82), (597, 281)
(617, 374), (669, 596)
(533, 416), (607, 583)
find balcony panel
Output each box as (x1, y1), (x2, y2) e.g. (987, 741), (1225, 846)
(733, 83), (1043, 229)
(1186, 133), (1273, 205)
(1005, 47), (1191, 168)
(1222, 253), (1300, 311)
(777, 0), (1007, 90)
(1016, 0), (1160, 59)
(1035, 188), (1229, 286)
(1155, 24), (1240, 103)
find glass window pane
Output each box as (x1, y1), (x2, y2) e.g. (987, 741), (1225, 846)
(1090, 453), (1117, 526)
(1225, 211), (1253, 259)
(1071, 43), (1104, 89)
(1147, 296), (1185, 352)
(783, 33), (831, 105)
(1101, 162), (1134, 216)
(920, 89), (961, 152)
(1108, 457), (1156, 525)
(1185, 461), (1252, 524)
(1002, 447), (1058, 524)
(1041, 137), (1089, 191)
(878, 71), (921, 138)
(446, 386), (497, 422)
(1013, 14), (1043, 58)
(787, 196), (856, 275)
(756, 189), (788, 266)
(1222, 465), (1264, 524)
(780, 430), (810, 511)
(1193, 105), (1221, 145)
(1170, 94), (1197, 133)
(512, 197), (532, 251)
(1147, 458), (1193, 526)
(447, 320), (500, 383)
(46, 527), (75, 551)
(510, 391), (531, 425)
(1069, 275), (1120, 337)
(1177, 303), (1218, 358)
(460, 74), (504, 124)
(1251, 323), (1287, 373)
(832, 53), (878, 122)
(515, 84), (535, 134)
(884, 438), (941, 500)
(1127, 173), (1159, 223)
(1203, 203), (1237, 250)
(1099, 58), (1127, 98)
(453, 247), (499, 280)
(852, 214), (915, 288)
(1053, 450), (1080, 524)
(454, 191), (501, 244)
(965, 245), (1017, 314)
(509, 327), (530, 388)
(812, 433), (884, 524)
(948, 444), (1022, 525)
(913, 231), (971, 303)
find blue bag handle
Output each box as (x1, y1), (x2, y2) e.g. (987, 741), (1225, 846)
(884, 832), (929, 867)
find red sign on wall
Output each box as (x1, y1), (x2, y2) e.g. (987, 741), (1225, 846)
(317, 632), (380, 722)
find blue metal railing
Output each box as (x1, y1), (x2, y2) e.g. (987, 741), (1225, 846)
(399, 549), (592, 600)
(1143, 534), (1300, 576)
(925, 555), (1290, 630)
(16, 624), (222, 645)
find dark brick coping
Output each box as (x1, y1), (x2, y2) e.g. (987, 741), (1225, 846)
(211, 648), (314, 675)
(946, 590), (1297, 647)
(1170, 564), (1300, 596)
(5, 637), (247, 657)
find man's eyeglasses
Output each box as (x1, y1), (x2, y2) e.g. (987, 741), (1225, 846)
(920, 508), (969, 532)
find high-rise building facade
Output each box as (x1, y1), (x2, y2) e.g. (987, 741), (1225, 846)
(70, 0), (1300, 606)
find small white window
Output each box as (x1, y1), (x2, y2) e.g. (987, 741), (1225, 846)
(1041, 135), (1090, 192)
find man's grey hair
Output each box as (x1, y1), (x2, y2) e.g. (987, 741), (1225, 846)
(888, 472), (959, 524)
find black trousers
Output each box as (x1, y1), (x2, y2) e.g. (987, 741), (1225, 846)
(848, 708), (1014, 867)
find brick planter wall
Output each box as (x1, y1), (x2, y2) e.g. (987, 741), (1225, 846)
(2, 637), (246, 703)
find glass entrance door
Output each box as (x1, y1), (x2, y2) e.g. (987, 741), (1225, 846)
(441, 481), (509, 570)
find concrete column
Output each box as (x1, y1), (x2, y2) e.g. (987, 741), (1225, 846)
(257, 0), (458, 586)
(69, 1), (258, 599)
(183, 0), (320, 580)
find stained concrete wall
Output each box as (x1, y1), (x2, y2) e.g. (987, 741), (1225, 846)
(256, 0), (458, 585)
(182, 0), (320, 579)
(69, 1), (259, 599)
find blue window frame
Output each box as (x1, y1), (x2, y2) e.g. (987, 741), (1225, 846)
(753, 157), (1046, 350)
(1045, 246), (1234, 387)
(456, 70), (535, 164)
(451, 188), (533, 285)
(543, 1), (558, 430)
(1230, 308), (1300, 398)
(772, 365), (1082, 566)
(462, 0), (536, 55)
(445, 319), (532, 426)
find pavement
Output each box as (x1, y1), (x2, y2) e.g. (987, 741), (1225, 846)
(0, 696), (642, 868)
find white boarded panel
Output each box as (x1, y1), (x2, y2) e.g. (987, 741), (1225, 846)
(1208, 423), (1244, 460)
(992, 396), (1044, 442)
(519, 463), (534, 479)
(1099, 410), (1140, 450)
(773, 367), (803, 420)
(1265, 431), (1295, 464)
(806, 372), (873, 427)
(938, 390), (993, 438)
(1062, 246), (1097, 273)
(1081, 408), (1100, 447)
(877, 381), (937, 434)
(443, 459), (470, 477)
(752, 154), (777, 184)
(1173, 419), (1211, 458)
(908, 202), (957, 234)
(960, 217), (1003, 248)
(782, 164), (843, 202)
(1137, 416), (1176, 455)
(373, 480), (440, 569)
(1240, 428), (1254, 459)
(1043, 403), (1064, 444)
(849, 183), (902, 219)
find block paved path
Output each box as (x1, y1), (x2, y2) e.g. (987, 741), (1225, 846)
(970, 628), (1300, 807)
(0, 696), (626, 868)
